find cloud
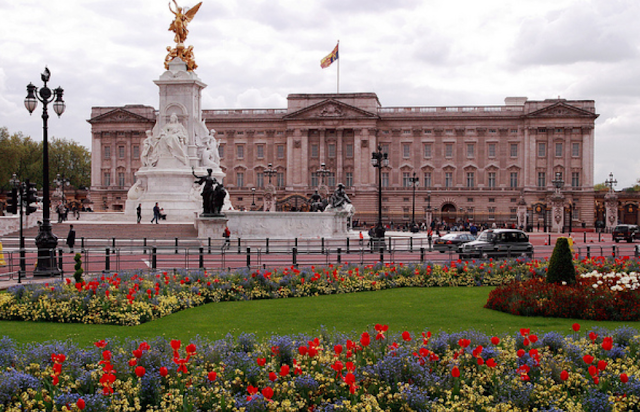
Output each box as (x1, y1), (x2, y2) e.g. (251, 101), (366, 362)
(510, 1), (639, 66)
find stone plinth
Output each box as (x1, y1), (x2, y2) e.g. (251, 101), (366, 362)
(197, 211), (351, 239)
(195, 216), (229, 239)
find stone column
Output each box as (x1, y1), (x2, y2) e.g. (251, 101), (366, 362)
(550, 193), (564, 233)
(604, 191), (618, 232)
(336, 128), (344, 184)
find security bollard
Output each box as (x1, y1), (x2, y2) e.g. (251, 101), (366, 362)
(346, 238), (350, 254)
(143, 238), (147, 254)
(237, 238), (241, 254)
(208, 237), (211, 254)
(548, 234), (551, 246)
(586, 246), (590, 259)
(246, 247), (251, 267)
(81, 237), (85, 252)
(420, 247), (425, 262)
(266, 238), (270, 254)
(379, 247), (384, 263)
(337, 247), (342, 264)
(410, 237), (413, 253)
(321, 238), (325, 254)
(612, 245), (616, 258)
(152, 247), (157, 269)
(293, 247), (297, 266)
(175, 238), (179, 254)
(58, 249), (64, 276)
(584, 232), (587, 243)
(199, 247), (204, 268)
(105, 248), (110, 271)
(112, 237), (116, 249)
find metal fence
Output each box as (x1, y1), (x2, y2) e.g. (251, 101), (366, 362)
(1, 236), (638, 285)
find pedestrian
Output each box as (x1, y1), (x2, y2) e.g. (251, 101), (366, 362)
(223, 226), (231, 247)
(66, 224), (76, 253)
(136, 203), (142, 224)
(151, 203), (160, 224)
(359, 231), (364, 246)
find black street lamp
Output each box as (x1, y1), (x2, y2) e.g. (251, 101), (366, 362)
(409, 172), (419, 232)
(24, 67), (65, 277)
(251, 187), (256, 207)
(371, 145), (389, 239)
(264, 163), (277, 185)
(605, 172), (617, 192)
(9, 173), (25, 282)
(316, 162), (331, 186)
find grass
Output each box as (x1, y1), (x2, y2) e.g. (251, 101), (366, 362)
(2, 286), (640, 347)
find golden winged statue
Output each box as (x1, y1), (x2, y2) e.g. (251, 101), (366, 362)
(168, 0), (202, 45)
(166, 0), (202, 71)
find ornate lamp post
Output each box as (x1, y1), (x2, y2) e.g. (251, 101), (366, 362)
(264, 163), (277, 185)
(551, 172), (564, 234)
(24, 67), (65, 277)
(316, 162), (331, 187)
(251, 187), (256, 207)
(54, 173), (70, 204)
(371, 145), (389, 239)
(409, 172), (419, 232)
(426, 189), (433, 229)
(604, 172), (618, 230)
(605, 172), (617, 192)
(9, 173), (26, 281)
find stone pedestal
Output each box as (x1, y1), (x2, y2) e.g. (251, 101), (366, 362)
(196, 216), (229, 239)
(550, 193), (565, 233)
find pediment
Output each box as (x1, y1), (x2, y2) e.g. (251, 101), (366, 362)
(526, 102), (598, 119)
(283, 99), (379, 120)
(88, 108), (155, 124)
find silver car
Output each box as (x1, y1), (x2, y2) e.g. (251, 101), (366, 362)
(460, 229), (533, 259)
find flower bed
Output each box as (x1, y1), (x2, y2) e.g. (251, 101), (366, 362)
(486, 257), (640, 321)
(0, 324), (638, 411)
(0, 259), (541, 326)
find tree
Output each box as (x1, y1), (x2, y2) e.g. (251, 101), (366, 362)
(546, 237), (576, 285)
(0, 127), (91, 192)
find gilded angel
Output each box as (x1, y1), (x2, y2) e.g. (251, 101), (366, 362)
(168, 0), (203, 44)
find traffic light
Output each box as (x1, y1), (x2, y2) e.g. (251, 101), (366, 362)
(6, 188), (18, 214)
(25, 180), (38, 215)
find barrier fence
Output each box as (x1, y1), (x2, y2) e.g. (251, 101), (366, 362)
(1, 235), (638, 284)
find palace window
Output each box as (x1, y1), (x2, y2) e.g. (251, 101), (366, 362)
(236, 145), (244, 159)
(403, 144), (411, 158)
(488, 207), (496, 220)
(118, 146), (125, 159)
(466, 172), (475, 188)
(510, 172), (518, 188)
(572, 172), (580, 187)
(345, 172), (353, 187)
(277, 145), (285, 159)
(423, 172), (432, 188)
(118, 172), (125, 187)
(488, 172), (496, 188)
(510, 143), (518, 157)
(467, 144), (475, 158)
(103, 172), (111, 186)
(382, 172), (389, 188)
(132, 145), (139, 159)
(555, 142), (563, 157)
(276, 172), (285, 188)
(445, 144), (453, 158)
(311, 144), (319, 158)
(424, 144), (432, 158)
(256, 172), (264, 188)
(538, 142), (546, 157)
(104, 146), (111, 160)
(345, 144), (353, 158)
(572, 142), (580, 157)
(328, 144), (336, 158)
(236, 172), (244, 187)
(256, 145), (264, 159)
(403, 172), (411, 187)
(538, 172), (546, 188)
(488, 143), (496, 158)
(219, 145), (224, 159)
(445, 172), (452, 188)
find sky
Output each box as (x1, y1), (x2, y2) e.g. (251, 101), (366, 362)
(1, 0), (639, 188)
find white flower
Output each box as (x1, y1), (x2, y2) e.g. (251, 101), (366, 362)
(592, 284), (599, 289)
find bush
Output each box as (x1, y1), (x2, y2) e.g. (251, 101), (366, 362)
(73, 253), (84, 283)
(546, 237), (576, 284)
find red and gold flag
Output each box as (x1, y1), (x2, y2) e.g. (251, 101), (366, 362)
(320, 43), (339, 68)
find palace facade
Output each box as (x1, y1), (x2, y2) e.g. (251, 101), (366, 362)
(89, 93), (599, 229)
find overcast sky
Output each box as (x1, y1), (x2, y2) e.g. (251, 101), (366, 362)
(1, 0), (638, 188)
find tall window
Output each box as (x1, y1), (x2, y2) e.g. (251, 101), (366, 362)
(510, 144), (518, 157)
(328, 144), (336, 158)
(133, 146), (139, 159)
(555, 142), (563, 157)
(572, 172), (580, 187)
(277, 145), (285, 159)
(256, 145), (264, 159)
(510, 172), (518, 188)
(423, 172), (432, 188)
(276, 172), (285, 187)
(488, 143), (496, 158)
(467, 144), (475, 158)
(118, 172), (125, 186)
(381, 144), (390, 155)
(445, 172), (452, 188)
(402, 172), (411, 187)
(466, 172), (475, 188)
(572, 142), (580, 157)
(236, 172), (244, 187)
(538, 172), (546, 188)
(103, 172), (111, 186)
(236, 145), (244, 159)
(256, 172), (264, 188)
(510, 208), (517, 220)
(382, 172), (389, 188)
(118, 146), (125, 159)
(488, 207), (496, 220)
(219, 145), (224, 159)
(327, 173), (335, 188)
(345, 144), (353, 158)
(538, 142), (546, 157)
(424, 144), (432, 158)
(488, 172), (496, 188)
(311, 144), (319, 158)
(311, 173), (318, 187)
(403, 144), (411, 158)
(445, 144), (453, 158)
(345, 172), (353, 187)
(104, 146), (111, 160)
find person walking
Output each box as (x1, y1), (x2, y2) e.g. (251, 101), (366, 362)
(66, 224), (76, 253)
(136, 203), (142, 224)
(151, 203), (160, 224)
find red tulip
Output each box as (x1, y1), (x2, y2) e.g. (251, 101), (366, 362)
(256, 357), (266, 366)
(597, 360), (607, 371)
(588, 365), (597, 377)
(280, 364), (290, 376)
(208, 371), (217, 381)
(529, 335), (538, 344)
(133, 349), (143, 359)
(560, 370), (569, 381)
(486, 358), (497, 368)
(159, 366), (168, 377)
(360, 332), (370, 347)
(572, 323), (580, 332)
(517, 349), (525, 358)
(185, 343), (196, 354)
(583, 354), (594, 364)
(491, 336), (500, 345)
(269, 371), (277, 382)
(128, 359), (137, 367)
(77, 398), (85, 410)
(402, 331), (411, 341)
(589, 332), (598, 342)
(602, 337), (613, 351)
(170, 340), (181, 351)
(621, 373), (629, 383)
(262, 387), (274, 400)
(135, 366), (146, 378)
(334, 344), (343, 355)
(458, 339), (470, 348)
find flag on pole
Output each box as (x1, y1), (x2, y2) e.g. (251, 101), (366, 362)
(320, 43), (339, 68)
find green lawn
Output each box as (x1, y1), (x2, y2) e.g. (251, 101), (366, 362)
(1, 287), (639, 347)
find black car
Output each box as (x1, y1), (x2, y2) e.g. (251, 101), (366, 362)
(612, 224), (640, 243)
(433, 233), (476, 253)
(459, 229), (533, 259)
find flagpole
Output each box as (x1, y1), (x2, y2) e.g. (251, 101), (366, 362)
(337, 40), (340, 94)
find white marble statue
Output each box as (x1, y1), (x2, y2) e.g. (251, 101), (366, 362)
(157, 113), (189, 166)
(141, 130), (160, 167)
(196, 128), (220, 168)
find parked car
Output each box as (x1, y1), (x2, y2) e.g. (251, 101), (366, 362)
(459, 229), (533, 259)
(612, 224), (640, 243)
(433, 233), (476, 253)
